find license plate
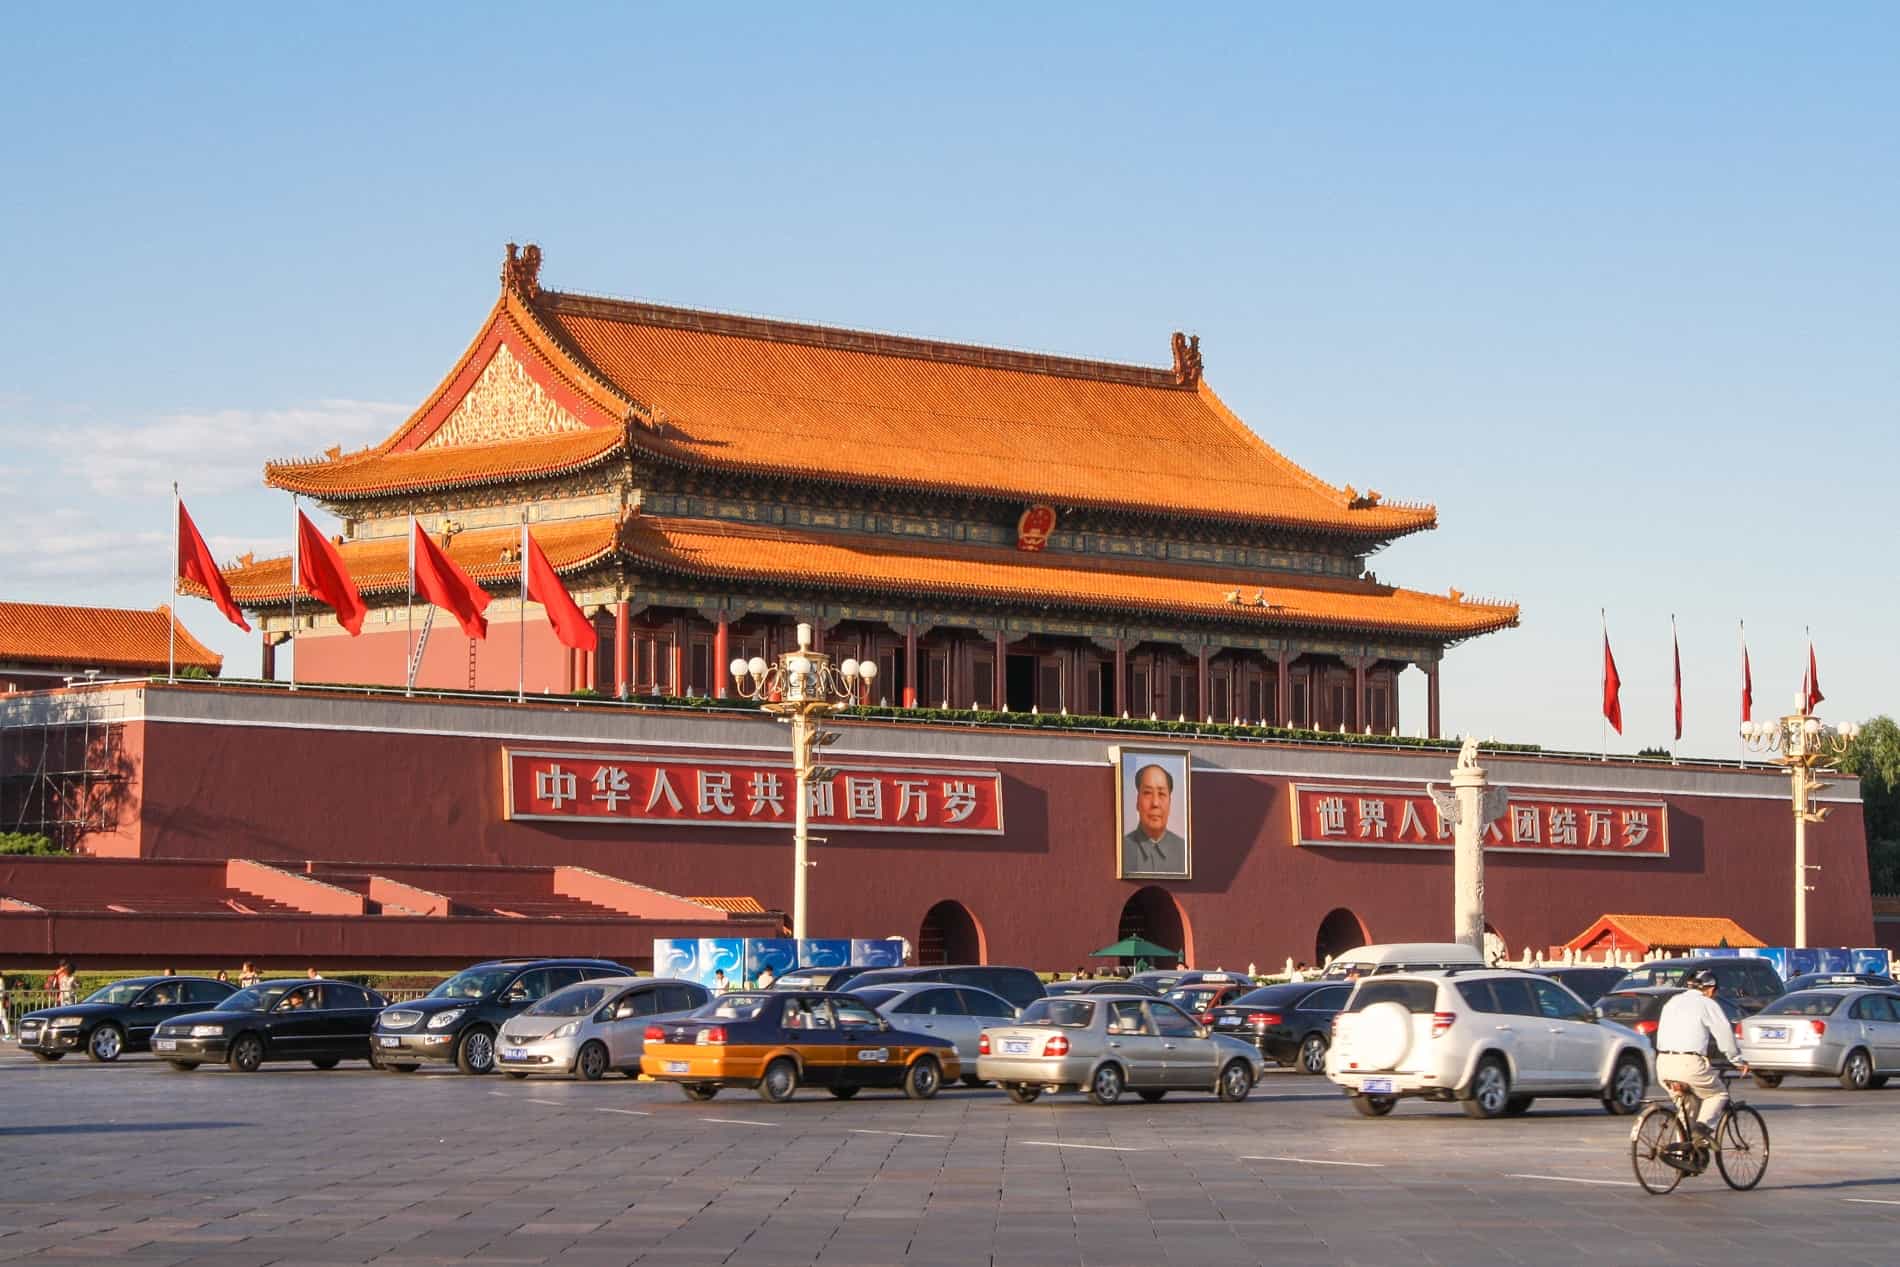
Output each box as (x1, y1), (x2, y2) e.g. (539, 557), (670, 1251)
(377, 1035), (401, 1048)
(1002, 1039), (1031, 1055)
(504, 1048), (526, 1061)
(1758, 1026), (1788, 1042)
(154, 1039), (176, 1051)
(1217, 1017), (1241, 1027)
(1363, 1077), (1395, 1094)
(664, 1060), (690, 1074)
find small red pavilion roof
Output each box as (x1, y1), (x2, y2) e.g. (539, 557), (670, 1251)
(1566, 914), (1765, 954)
(0, 602), (221, 676)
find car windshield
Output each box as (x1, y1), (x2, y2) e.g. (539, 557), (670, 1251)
(702, 993), (772, 1021)
(83, 981), (153, 1006)
(429, 966), (519, 1000)
(217, 984), (291, 1012)
(1018, 998), (1095, 1028)
(1595, 994), (1652, 1021)
(1166, 987), (1222, 1011)
(1613, 964), (1694, 990)
(525, 984), (615, 1017)
(1758, 992), (1843, 1017)
(850, 988), (903, 1009)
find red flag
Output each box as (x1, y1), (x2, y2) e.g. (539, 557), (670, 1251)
(1804, 640), (1824, 713)
(1672, 623), (1682, 741)
(295, 510), (366, 636)
(411, 520), (491, 639)
(524, 530), (595, 651)
(177, 501), (250, 632)
(1602, 633), (1623, 734)
(1741, 637), (1753, 724)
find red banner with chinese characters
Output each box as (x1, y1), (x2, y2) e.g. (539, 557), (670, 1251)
(1290, 783), (1667, 857)
(504, 750), (1005, 834)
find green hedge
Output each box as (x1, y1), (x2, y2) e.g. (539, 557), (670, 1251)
(0, 832), (65, 856)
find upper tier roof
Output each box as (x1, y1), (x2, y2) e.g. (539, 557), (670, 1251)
(0, 602), (220, 675)
(267, 246), (1438, 541)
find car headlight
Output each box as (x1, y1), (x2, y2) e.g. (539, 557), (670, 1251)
(427, 1009), (465, 1029)
(547, 1021), (579, 1040)
(190, 1025), (226, 1038)
(49, 1017), (83, 1029)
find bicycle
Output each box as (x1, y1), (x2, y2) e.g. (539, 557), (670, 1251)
(1629, 1068), (1769, 1194)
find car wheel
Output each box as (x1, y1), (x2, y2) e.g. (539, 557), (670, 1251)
(1503, 1096), (1535, 1116)
(166, 1061), (199, 1072)
(1841, 1048), (1874, 1091)
(1603, 1053), (1647, 1116)
(575, 1041), (609, 1082)
(758, 1057), (799, 1103)
(30, 1050), (64, 1062)
(455, 1028), (496, 1076)
(1137, 1090), (1167, 1103)
(1298, 1033), (1329, 1075)
(1350, 1093), (1396, 1117)
(227, 1033), (265, 1074)
(1461, 1056), (1510, 1118)
(87, 1024), (124, 1063)
(1751, 1071), (1783, 1089)
(1086, 1063), (1125, 1106)
(311, 1057), (340, 1070)
(1004, 1084), (1042, 1104)
(1217, 1059), (1255, 1103)
(903, 1056), (942, 1101)
(681, 1083), (719, 1102)
(828, 1085), (861, 1100)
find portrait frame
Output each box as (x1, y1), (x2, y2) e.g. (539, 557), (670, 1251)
(1112, 746), (1192, 880)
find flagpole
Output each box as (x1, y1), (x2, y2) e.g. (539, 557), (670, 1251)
(1739, 619), (1748, 768)
(518, 509), (528, 705)
(1802, 624), (1811, 713)
(168, 483), (179, 684)
(1600, 608), (1607, 762)
(406, 513), (416, 699)
(289, 496), (299, 693)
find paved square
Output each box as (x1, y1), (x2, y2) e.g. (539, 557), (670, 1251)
(3, 1050), (1897, 1264)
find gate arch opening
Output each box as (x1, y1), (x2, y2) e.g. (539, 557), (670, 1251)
(1315, 907), (1369, 965)
(1117, 887), (1193, 968)
(918, 900), (986, 965)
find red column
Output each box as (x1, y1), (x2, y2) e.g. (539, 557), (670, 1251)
(1427, 663), (1442, 739)
(1113, 639), (1127, 716)
(714, 614), (730, 699)
(1275, 651), (1291, 726)
(669, 636), (684, 696)
(903, 624), (918, 708)
(994, 631), (1007, 709)
(1353, 657), (1368, 732)
(1197, 647), (1211, 722)
(614, 602), (630, 699)
(261, 633), (277, 681)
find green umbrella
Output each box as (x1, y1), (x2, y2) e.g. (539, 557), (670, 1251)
(1090, 936), (1180, 962)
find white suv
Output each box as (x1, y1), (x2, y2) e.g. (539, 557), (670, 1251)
(1325, 970), (1652, 1118)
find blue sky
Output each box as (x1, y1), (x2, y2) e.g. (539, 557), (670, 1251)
(1, 5), (1893, 755)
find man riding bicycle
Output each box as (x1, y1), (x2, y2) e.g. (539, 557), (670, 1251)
(1654, 969), (1747, 1139)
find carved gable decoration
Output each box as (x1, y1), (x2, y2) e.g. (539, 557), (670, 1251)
(420, 342), (588, 449)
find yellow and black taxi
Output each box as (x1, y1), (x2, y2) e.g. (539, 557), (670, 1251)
(18, 975), (235, 1062)
(640, 990), (960, 1102)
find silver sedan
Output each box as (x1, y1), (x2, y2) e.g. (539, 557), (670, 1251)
(974, 993), (1268, 1105)
(850, 981), (1019, 1086)
(1738, 987), (1900, 1091)
(497, 977), (709, 1080)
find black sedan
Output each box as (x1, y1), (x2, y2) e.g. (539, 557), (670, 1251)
(1206, 980), (1354, 1073)
(17, 976), (235, 1062)
(154, 979), (387, 1072)
(1595, 987), (1748, 1050)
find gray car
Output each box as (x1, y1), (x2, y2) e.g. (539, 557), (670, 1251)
(974, 993), (1268, 1105)
(850, 981), (1019, 1087)
(1738, 987), (1900, 1091)
(496, 977), (709, 1080)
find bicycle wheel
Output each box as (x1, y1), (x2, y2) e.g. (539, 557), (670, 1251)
(1715, 1104), (1770, 1191)
(1631, 1105), (1686, 1195)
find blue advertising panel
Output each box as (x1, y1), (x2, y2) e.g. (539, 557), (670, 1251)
(653, 938), (700, 982)
(797, 938), (853, 969)
(698, 937), (747, 989)
(1853, 947), (1893, 976)
(1817, 947), (1853, 974)
(852, 939), (904, 968)
(1741, 946), (1789, 980)
(1785, 948), (1821, 978)
(747, 938), (799, 984)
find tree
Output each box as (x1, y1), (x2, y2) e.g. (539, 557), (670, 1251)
(1835, 716), (1900, 894)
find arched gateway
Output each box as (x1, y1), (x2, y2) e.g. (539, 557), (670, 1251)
(1315, 907), (1369, 964)
(918, 900), (985, 965)
(1118, 887), (1194, 966)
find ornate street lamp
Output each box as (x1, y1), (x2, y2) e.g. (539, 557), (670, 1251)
(1741, 711), (1859, 948)
(730, 623), (877, 941)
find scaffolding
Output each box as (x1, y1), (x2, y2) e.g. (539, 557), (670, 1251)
(0, 689), (128, 850)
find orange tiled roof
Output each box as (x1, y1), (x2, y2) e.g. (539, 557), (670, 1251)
(0, 603), (220, 674)
(267, 427), (626, 498)
(688, 896), (769, 914)
(215, 513), (1515, 639)
(1570, 915), (1765, 951)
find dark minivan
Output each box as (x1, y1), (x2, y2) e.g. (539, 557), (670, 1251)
(370, 958), (633, 1074)
(1611, 957), (1784, 1015)
(838, 965), (1046, 1011)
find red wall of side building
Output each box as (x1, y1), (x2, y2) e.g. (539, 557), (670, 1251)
(117, 707), (1874, 971)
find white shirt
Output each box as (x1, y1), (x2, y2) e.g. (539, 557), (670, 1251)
(1655, 989), (1740, 1061)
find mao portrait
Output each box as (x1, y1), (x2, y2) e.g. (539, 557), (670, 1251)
(1114, 748), (1190, 879)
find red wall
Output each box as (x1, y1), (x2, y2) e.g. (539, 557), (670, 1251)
(120, 709), (1875, 972)
(295, 613), (584, 695)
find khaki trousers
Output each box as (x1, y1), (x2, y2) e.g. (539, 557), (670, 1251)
(1657, 1052), (1726, 1128)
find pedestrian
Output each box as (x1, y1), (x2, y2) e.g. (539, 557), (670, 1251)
(306, 967), (320, 980)
(162, 967), (177, 976)
(1073, 965), (1089, 980)
(214, 970), (229, 984)
(238, 963), (260, 988)
(0, 971), (12, 1041)
(55, 960), (76, 1006)
(757, 966), (776, 990)
(713, 969), (730, 994)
